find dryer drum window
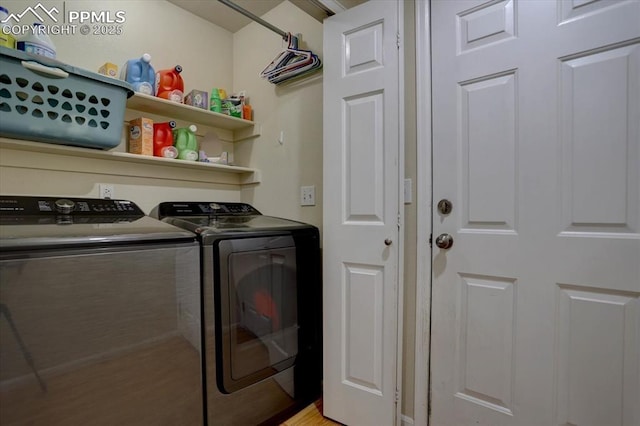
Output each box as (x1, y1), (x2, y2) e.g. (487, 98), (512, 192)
(216, 236), (298, 393)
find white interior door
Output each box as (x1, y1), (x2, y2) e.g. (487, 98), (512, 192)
(430, 1), (640, 425)
(323, 1), (401, 425)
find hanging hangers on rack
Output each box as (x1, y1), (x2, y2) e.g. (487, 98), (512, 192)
(217, 0), (322, 85)
(260, 34), (308, 77)
(259, 33), (322, 84)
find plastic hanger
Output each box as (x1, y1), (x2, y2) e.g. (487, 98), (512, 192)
(260, 33), (320, 83)
(260, 33), (308, 76)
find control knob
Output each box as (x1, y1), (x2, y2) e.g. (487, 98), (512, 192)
(54, 199), (75, 214)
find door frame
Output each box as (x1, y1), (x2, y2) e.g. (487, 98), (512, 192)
(414, 1), (432, 425)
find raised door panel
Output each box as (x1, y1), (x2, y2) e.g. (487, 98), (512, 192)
(344, 92), (385, 224)
(555, 285), (640, 426)
(560, 42), (639, 235)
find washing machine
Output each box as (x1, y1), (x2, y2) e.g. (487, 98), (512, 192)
(0, 196), (203, 426)
(156, 201), (322, 426)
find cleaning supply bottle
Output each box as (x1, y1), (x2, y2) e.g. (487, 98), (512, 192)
(121, 53), (156, 95)
(210, 88), (222, 113)
(156, 65), (184, 103)
(237, 91), (252, 120)
(240, 93), (253, 120)
(173, 125), (198, 161)
(0, 7), (16, 49)
(153, 120), (177, 158)
(16, 23), (55, 58)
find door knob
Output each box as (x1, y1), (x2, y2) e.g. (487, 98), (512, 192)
(435, 233), (453, 249)
(384, 238), (392, 246)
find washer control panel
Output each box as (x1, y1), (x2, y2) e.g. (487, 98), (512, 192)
(0, 196), (144, 224)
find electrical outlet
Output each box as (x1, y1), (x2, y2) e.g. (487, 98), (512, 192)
(99, 184), (114, 199)
(300, 185), (315, 206)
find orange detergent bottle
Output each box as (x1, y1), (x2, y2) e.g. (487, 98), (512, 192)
(153, 120), (178, 158)
(155, 65), (184, 103)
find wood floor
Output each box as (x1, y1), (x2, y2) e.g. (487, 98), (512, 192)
(281, 399), (343, 426)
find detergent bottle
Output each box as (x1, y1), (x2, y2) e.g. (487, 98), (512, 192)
(209, 88), (222, 113)
(173, 125), (198, 161)
(16, 23), (55, 58)
(153, 120), (178, 158)
(121, 53), (155, 95)
(0, 7), (16, 49)
(156, 65), (184, 103)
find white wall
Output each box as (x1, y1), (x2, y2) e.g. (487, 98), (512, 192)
(232, 1), (323, 231)
(1, 0), (323, 222)
(3, 0), (234, 95)
(0, 0), (239, 212)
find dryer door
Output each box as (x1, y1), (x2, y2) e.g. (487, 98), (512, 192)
(216, 235), (298, 393)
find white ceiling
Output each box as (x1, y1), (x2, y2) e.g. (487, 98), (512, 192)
(167, 0), (366, 33)
(168, 0), (285, 33)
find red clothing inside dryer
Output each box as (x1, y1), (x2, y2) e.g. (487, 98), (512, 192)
(253, 290), (280, 331)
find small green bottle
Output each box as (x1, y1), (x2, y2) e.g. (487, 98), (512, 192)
(210, 88), (222, 113)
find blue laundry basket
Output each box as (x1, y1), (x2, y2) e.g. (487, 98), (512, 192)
(0, 46), (133, 150)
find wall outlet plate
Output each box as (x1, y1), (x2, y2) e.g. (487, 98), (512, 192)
(300, 185), (315, 206)
(99, 184), (114, 199)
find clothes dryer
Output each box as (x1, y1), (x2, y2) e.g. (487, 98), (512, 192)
(156, 201), (322, 426)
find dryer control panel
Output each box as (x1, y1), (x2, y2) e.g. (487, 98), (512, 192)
(158, 202), (261, 218)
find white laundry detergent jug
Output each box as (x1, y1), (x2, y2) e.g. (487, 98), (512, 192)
(17, 23), (56, 58)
